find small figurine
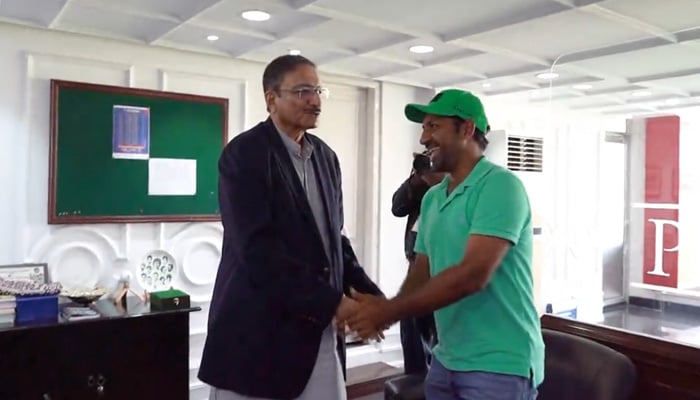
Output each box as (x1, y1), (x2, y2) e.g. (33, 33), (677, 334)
(112, 270), (149, 307)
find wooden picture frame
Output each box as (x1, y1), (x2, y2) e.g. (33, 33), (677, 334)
(48, 79), (229, 224)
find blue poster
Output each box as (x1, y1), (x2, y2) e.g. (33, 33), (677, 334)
(112, 105), (150, 160)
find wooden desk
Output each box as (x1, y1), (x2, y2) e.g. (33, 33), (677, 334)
(0, 298), (199, 400)
(542, 314), (700, 400)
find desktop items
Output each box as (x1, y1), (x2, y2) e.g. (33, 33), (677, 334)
(0, 275), (62, 323)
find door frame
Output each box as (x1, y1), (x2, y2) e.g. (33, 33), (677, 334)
(602, 131), (630, 306)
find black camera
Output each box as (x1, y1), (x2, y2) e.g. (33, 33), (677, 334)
(412, 152), (433, 174)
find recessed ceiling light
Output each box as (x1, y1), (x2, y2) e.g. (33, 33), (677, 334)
(241, 10), (270, 21)
(206, 35), (219, 41)
(409, 45), (434, 54)
(289, 49), (301, 55)
(632, 90), (651, 97)
(572, 84), (592, 90)
(536, 72), (559, 80)
(665, 98), (681, 105)
(482, 83), (491, 88)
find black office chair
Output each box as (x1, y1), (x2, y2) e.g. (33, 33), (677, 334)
(538, 328), (637, 400)
(384, 373), (425, 400)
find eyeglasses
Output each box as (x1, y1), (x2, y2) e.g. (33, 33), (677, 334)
(279, 86), (330, 100)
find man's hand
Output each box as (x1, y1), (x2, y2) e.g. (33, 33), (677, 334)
(346, 289), (395, 341)
(335, 295), (359, 332)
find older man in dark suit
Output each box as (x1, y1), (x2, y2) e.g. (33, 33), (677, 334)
(198, 54), (383, 400)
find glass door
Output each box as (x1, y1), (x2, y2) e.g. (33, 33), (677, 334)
(600, 132), (628, 305)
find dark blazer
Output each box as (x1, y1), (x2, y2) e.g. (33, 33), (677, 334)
(198, 118), (383, 399)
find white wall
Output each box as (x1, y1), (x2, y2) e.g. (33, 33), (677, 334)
(376, 83), (435, 297)
(483, 98), (606, 319)
(0, 22), (430, 398)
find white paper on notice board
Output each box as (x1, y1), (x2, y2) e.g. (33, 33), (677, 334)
(148, 158), (197, 196)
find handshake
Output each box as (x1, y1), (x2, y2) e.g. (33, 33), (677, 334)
(335, 288), (397, 342)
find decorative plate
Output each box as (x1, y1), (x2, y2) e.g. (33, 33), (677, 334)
(137, 249), (177, 292)
(61, 287), (108, 305)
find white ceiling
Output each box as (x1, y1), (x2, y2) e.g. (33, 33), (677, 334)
(2, 0), (700, 114)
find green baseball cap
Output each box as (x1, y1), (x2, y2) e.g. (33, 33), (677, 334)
(405, 89), (489, 133)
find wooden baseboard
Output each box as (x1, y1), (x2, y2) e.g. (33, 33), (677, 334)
(346, 362), (403, 399)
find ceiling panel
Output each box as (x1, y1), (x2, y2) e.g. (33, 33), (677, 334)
(483, 89), (554, 104)
(639, 74), (700, 93)
(444, 53), (540, 77)
(367, 38), (481, 66)
(469, 9), (653, 60)
(570, 44), (700, 78)
(1, 0), (697, 113)
(86, 0), (222, 21)
(164, 24), (273, 56)
(0, 0), (67, 26)
(314, 0), (558, 37)
(559, 96), (622, 109)
(292, 19), (413, 52)
(242, 41), (352, 67)
(457, 79), (523, 94)
(598, 0), (700, 32)
(322, 55), (408, 77)
(56, 2), (177, 42)
(389, 66), (480, 87)
(196, 0), (329, 37)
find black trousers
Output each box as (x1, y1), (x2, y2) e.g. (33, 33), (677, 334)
(400, 311), (437, 375)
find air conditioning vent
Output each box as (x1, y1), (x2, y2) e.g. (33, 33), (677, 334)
(507, 135), (543, 172)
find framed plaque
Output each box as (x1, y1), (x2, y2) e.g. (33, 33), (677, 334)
(0, 263), (49, 285)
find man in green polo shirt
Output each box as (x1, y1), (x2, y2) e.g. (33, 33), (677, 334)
(347, 89), (544, 399)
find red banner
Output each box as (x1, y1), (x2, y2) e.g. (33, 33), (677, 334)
(642, 115), (680, 288)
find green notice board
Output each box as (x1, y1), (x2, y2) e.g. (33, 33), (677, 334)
(48, 79), (228, 224)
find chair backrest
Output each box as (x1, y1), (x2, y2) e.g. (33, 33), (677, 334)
(538, 328), (637, 400)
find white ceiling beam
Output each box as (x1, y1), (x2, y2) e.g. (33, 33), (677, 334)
(369, 57), (488, 80)
(48, 24), (148, 45)
(447, 38), (551, 67)
(279, 37), (358, 58)
(288, 0), (322, 9)
(48, 0), (73, 29)
(548, 0), (607, 8)
(484, 77), (606, 96)
(528, 91), (627, 106)
(0, 15), (45, 29)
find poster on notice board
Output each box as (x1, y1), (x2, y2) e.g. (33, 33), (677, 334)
(112, 105), (150, 160)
